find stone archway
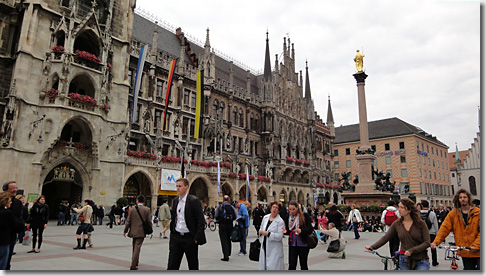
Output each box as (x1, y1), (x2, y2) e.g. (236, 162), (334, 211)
(289, 190), (296, 201)
(325, 192), (331, 204)
(221, 183), (234, 202)
(333, 192), (338, 205)
(42, 162), (83, 219)
(238, 185), (252, 203)
(297, 191), (305, 205)
(189, 178), (209, 205)
(257, 186), (268, 203)
(123, 172), (152, 207)
(279, 189), (287, 204)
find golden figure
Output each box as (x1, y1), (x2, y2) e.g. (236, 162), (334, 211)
(354, 50), (365, 72)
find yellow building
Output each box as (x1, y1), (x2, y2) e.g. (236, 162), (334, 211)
(333, 117), (453, 207)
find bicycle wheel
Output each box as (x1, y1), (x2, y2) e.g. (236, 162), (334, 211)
(204, 222), (207, 230)
(209, 221), (216, 231)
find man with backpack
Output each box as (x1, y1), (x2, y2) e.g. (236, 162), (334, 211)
(420, 200), (439, 266)
(380, 200), (400, 257)
(215, 195), (237, 261)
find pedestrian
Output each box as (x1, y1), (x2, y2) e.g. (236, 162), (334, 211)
(365, 198), (431, 270)
(282, 200), (314, 270)
(57, 202), (66, 226)
(107, 205), (116, 228)
(420, 200), (439, 266)
(325, 205), (344, 232)
(258, 201), (285, 270)
(347, 204), (363, 239)
(26, 195), (49, 253)
(317, 211), (329, 244)
(235, 201), (250, 256)
(381, 200), (400, 257)
(123, 195), (152, 270)
(69, 202), (79, 226)
(252, 203), (265, 234)
(153, 206), (159, 227)
(114, 204), (123, 225)
(158, 199), (171, 239)
(15, 194), (28, 244)
(2, 181), (23, 270)
(435, 204), (448, 228)
(431, 189), (480, 270)
(320, 222), (346, 259)
(97, 205), (105, 226)
(0, 191), (24, 270)
(215, 195), (236, 261)
(167, 178), (206, 270)
(72, 200), (93, 250)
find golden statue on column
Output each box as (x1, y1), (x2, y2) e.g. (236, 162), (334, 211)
(354, 49), (365, 72)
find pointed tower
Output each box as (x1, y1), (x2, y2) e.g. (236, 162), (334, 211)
(455, 143), (461, 163)
(304, 61), (315, 120)
(263, 31), (273, 103)
(327, 95), (335, 137)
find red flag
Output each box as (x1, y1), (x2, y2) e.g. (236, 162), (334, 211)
(162, 59), (177, 131)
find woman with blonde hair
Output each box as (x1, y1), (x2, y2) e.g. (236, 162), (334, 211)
(282, 200), (314, 270)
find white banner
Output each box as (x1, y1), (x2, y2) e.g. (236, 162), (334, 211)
(161, 169), (180, 191)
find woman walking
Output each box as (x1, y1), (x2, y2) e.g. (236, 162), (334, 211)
(347, 204), (363, 239)
(26, 195), (49, 253)
(365, 198), (430, 270)
(282, 200), (314, 270)
(258, 202), (285, 270)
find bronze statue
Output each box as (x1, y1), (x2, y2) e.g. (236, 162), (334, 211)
(354, 49), (365, 72)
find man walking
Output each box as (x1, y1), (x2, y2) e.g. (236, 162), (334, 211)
(123, 195), (152, 270)
(2, 181), (23, 270)
(215, 195), (237, 261)
(431, 189), (480, 270)
(252, 203), (265, 234)
(420, 200), (439, 266)
(159, 199), (171, 239)
(167, 178), (206, 270)
(235, 201), (250, 256)
(72, 200), (93, 250)
(380, 200), (400, 257)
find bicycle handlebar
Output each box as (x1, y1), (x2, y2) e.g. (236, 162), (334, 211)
(365, 249), (397, 260)
(437, 245), (471, 251)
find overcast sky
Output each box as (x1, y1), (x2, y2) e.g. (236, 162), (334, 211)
(135, 0), (480, 152)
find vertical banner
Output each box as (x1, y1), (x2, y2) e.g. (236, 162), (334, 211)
(194, 70), (204, 138)
(162, 58), (177, 131)
(246, 165), (250, 202)
(217, 161), (221, 194)
(131, 45), (148, 123)
(180, 154), (185, 179)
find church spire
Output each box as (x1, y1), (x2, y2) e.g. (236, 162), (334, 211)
(304, 60), (311, 99)
(263, 31), (272, 82)
(455, 143), (460, 163)
(327, 95), (334, 124)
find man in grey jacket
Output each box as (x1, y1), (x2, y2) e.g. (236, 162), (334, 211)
(123, 195), (152, 270)
(420, 200), (439, 266)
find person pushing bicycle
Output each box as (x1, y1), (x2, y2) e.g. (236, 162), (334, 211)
(431, 189), (480, 270)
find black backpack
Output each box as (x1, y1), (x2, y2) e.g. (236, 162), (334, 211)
(420, 210), (433, 229)
(217, 204), (235, 224)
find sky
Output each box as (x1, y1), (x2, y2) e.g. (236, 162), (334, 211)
(135, 0), (480, 152)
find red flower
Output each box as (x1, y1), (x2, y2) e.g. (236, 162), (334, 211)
(316, 183), (324, 188)
(52, 45), (65, 54)
(286, 156), (294, 162)
(46, 88), (59, 98)
(68, 93), (98, 106)
(229, 172), (237, 178)
(304, 160), (310, 165)
(295, 159), (302, 164)
(75, 50), (101, 64)
(128, 149), (156, 160)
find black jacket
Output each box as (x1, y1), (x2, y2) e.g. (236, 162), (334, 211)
(9, 196), (24, 233)
(284, 212), (314, 244)
(170, 194), (206, 246)
(0, 208), (24, 246)
(252, 207), (265, 226)
(28, 203), (49, 227)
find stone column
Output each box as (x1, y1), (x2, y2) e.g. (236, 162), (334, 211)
(353, 72), (370, 152)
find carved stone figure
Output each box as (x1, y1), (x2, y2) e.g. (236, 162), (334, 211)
(354, 49), (365, 72)
(265, 160), (273, 179)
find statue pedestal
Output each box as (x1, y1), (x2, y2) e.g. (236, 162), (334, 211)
(341, 191), (392, 206)
(354, 154), (375, 193)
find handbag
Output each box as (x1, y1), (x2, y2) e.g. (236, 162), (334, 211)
(327, 231), (341, 252)
(249, 238), (261, 261)
(78, 211), (86, 222)
(135, 206), (153, 235)
(230, 224), (242, 242)
(307, 230), (318, 249)
(22, 229), (32, 246)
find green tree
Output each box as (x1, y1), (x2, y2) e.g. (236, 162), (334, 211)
(116, 197), (128, 206)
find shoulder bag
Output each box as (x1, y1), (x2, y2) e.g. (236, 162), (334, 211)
(307, 230), (318, 249)
(135, 206), (153, 235)
(230, 223), (242, 242)
(78, 209), (86, 222)
(327, 231), (341, 252)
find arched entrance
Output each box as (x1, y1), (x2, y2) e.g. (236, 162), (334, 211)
(123, 172), (152, 207)
(238, 185), (252, 204)
(289, 191), (296, 201)
(257, 186), (268, 203)
(221, 183), (234, 202)
(42, 163), (83, 219)
(279, 189), (287, 204)
(333, 192), (338, 205)
(297, 191), (305, 205)
(189, 178), (209, 205)
(325, 192), (331, 204)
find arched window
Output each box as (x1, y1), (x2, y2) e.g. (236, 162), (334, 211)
(73, 30), (101, 58)
(69, 74), (95, 98)
(55, 31), (66, 48)
(250, 113), (254, 130)
(233, 107), (238, 125)
(239, 108), (244, 127)
(255, 115), (260, 132)
(469, 176), (477, 195)
(219, 101), (225, 121)
(213, 99), (219, 118)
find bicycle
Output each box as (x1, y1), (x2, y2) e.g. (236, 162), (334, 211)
(365, 249), (401, 270)
(437, 243), (470, 270)
(204, 215), (216, 231)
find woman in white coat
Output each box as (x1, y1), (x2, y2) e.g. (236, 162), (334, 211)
(347, 204), (363, 239)
(258, 201), (285, 270)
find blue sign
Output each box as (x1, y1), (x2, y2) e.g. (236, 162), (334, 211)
(417, 150), (428, 156)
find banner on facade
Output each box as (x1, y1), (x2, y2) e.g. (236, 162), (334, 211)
(161, 169), (180, 191)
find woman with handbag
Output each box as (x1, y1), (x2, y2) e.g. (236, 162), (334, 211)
(282, 200), (314, 270)
(320, 222), (346, 258)
(258, 201), (285, 270)
(347, 204), (363, 239)
(365, 198), (431, 270)
(26, 195), (49, 253)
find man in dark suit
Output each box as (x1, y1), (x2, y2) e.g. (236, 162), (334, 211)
(2, 181), (23, 270)
(123, 195), (152, 270)
(167, 178), (206, 270)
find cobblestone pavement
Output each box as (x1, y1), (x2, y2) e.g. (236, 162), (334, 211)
(4, 220), (458, 272)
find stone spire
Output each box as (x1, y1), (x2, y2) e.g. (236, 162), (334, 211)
(304, 60), (311, 99)
(327, 94), (334, 125)
(263, 31), (272, 82)
(204, 28), (210, 53)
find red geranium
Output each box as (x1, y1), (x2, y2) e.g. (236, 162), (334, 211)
(52, 45), (65, 54)
(46, 88), (59, 98)
(286, 157), (294, 162)
(75, 50), (101, 64)
(68, 93), (98, 106)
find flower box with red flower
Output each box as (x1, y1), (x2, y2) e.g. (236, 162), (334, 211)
(73, 142), (87, 151)
(286, 157), (294, 162)
(102, 103), (109, 112)
(324, 184), (332, 188)
(55, 140), (67, 148)
(304, 160), (310, 166)
(183, 159), (188, 163)
(239, 173), (246, 179)
(316, 183), (324, 188)
(229, 172), (237, 178)
(223, 162), (232, 169)
(75, 50), (101, 64)
(68, 93), (98, 106)
(333, 185), (341, 189)
(52, 46), (65, 57)
(249, 175), (255, 181)
(295, 159), (302, 164)
(127, 149), (156, 160)
(201, 161), (210, 167)
(46, 88), (59, 98)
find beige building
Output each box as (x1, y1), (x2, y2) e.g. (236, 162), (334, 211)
(0, 1), (334, 215)
(333, 117), (453, 207)
(449, 131), (480, 201)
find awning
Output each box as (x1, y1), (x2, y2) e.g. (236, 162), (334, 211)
(158, 190), (178, 196)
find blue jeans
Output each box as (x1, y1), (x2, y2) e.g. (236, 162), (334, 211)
(239, 227), (248, 254)
(70, 213), (78, 225)
(0, 245), (9, 270)
(399, 256), (430, 270)
(98, 216), (103, 225)
(353, 222), (360, 239)
(58, 212), (65, 225)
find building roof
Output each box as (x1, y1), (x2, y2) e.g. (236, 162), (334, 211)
(448, 150), (469, 170)
(334, 117), (448, 148)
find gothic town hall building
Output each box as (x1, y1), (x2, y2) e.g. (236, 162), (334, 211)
(0, 0), (335, 214)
